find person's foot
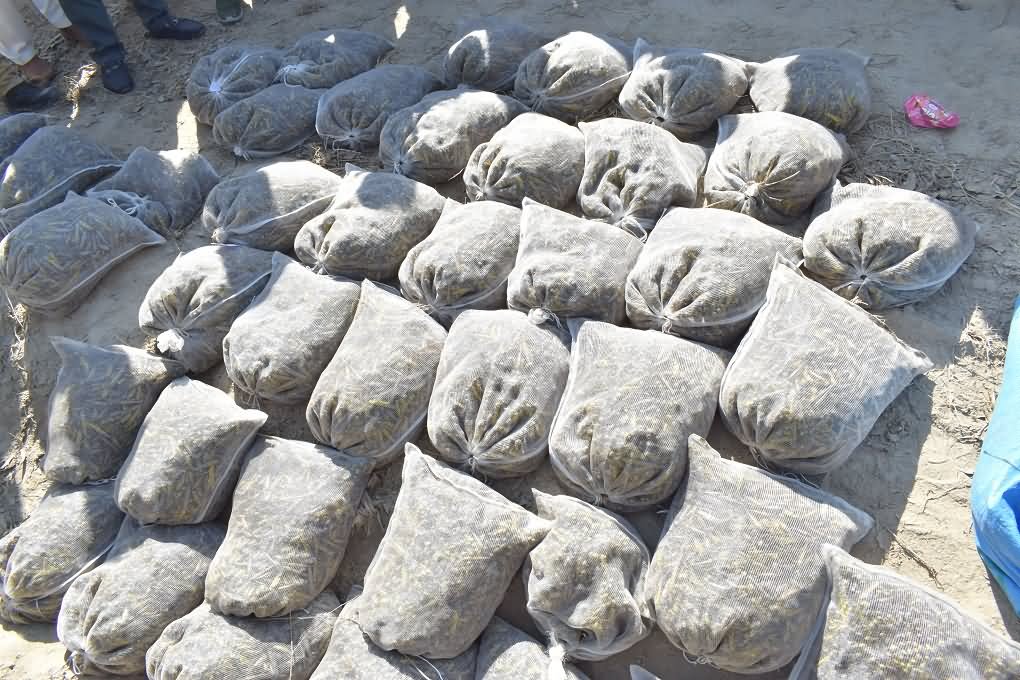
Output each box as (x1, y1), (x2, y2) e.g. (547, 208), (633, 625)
(59, 25), (90, 47)
(100, 61), (134, 94)
(4, 81), (57, 111)
(20, 56), (55, 86)
(147, 16), (206, 40)
(216, 0), (244, 24)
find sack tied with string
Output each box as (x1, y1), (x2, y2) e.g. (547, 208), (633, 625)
(379, 86), (527, 184)
(702, 111), (848, 225)
(306, 281), (447, 466)
(356, 446), (551, 658)
(276, 29), (393, 90)
(514, 31), (632, 122)
(205, 436), (370, 618)
(443, 19), (548, 91)
(115, 377), (267, 525)
(212, 83), (324, 159)
(719, 258), (933, 474)
(0, 112), (53, 161)
(625, 207), (803, 347)
(618, 40), (748, 138)
(0, 482), (123, 624)
(223, 252), (361, 404)
(476, 616), (590, 680)
(398, 200), (521, 322)
(294, 164), (445, 280)
(550, 320), (729, 511)
(186, 45), (283, 125)
(803, 182), (978, 310)
(138, 244), (274, 373)
(463, 112), (585, 209)
(647, 435), (873, 674)
(56, 519), (225, 676)
(507, 199), (643, 325)
(427, 309), (570, 478)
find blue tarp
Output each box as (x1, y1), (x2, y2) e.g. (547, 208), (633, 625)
(973, 295), (1020, 614)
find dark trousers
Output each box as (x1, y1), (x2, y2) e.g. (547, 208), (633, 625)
(58, 0), (169, 67)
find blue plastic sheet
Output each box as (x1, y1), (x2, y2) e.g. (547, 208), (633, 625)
(973, 295), (1020, 614)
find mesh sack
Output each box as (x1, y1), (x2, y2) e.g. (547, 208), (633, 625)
(702, 111), (848, 225)
(462, 112), (584, 209)
(379, 86), (527, 184)
(647, 435), (873, 673)
(443, 19), (548, 91)
(357, 445), (550, 658)
(398, 199), (521, 322)
(0, 193), (164, 316)
(618, 40), (748, 138)
(513, 31), (631, 123)
(748, 49), (871, 134)
(212, 83), (324, 160)
(138, 244), (274, 373)
(549, 320), (729, 511)
(206, 436), (371, 618)
(0, 482), (122, 624)
(306, 280), (446, 465)
(0, 112), (53, 161)
(625, 207), (803, 347)
(524, 491), (652, 663)
(477, 616), (590, 680)
(56, 519), (225, 676)
(507, 199), (643, 325)
(803, 182), (978, 310)
(87, 147), (220, 236)
(203, 160), (341, 252)
(43, 337), (185, 485)
(114, 377), (267, 525)
(294, 164), (445, 280)
(276, 29), (394, 90)
(719, 258), (933, 474)
(577, 117), (708, 235)
(427, 309), (569, 477)
(223, 252), (360, 404)
(145, 592), (339, 680)
(789, 546), (1020, 679)
(316, 65), (442, 151)
(0, 126), (121, 235)
(186, 45), (283, 126)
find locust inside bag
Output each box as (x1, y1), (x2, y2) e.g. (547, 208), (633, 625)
(443, 18), (548, 91)
(476, 616), (590, 680)
(276, 29), (393, 89)
(186, 45), (283, 125)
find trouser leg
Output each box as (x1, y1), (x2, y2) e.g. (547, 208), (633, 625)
(56, 0), (123, 66)
(32, 0), (72, 29)
(131, 0), (168, 29)
(0, 1), (38, 65)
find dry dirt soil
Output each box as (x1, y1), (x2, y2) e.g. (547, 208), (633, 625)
(2, 0), (1020, 678)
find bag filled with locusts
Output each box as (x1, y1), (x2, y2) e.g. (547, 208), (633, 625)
(316, 65), (442, 151)
(356, 446), (551, 658)
(550, 320), (729, 511)
(186, 45), (283, 125)
(748, 48), (871, 134)
(205, 436), (371, 618)
(293, 164), (445, 280)
(443, 18), (548, 91)
(0, 193), (164, 316)
(276, 29), (394, 90)
(398, 199), (521, 322)
(0, 482), (123, 624)
(56, 520), (225, 676)
(462, 112), (585, 209)
(212, 83), (324, 159)
(0, 112), (53, 161)
(802, 182), (978, 310)
(625, 207), (803, 347)
(719, 258), (933, 474)
(42, 337), (185, 485)
(87, 147), (220, 237)
(618, 40), (748, 138)
(115, 377), (267, 525)
(223, 253), (361, 404)
(306, 281), (447, 465)
(647, 435), (873, 673)
(514, 31), (632, 123)
(476, 616), (590, 680)
(138, 244), (274, 373)
(379, 86), (527, 184)
(0, 126), (121, 235)
(789, 545), (1020, 680)
(702, 111), (848, 225)
(577, 117), (708, 235)
(507, 199), (643, 325)
(427, 309), (570, 478)
(203, 160), (341, 252)
(145, 591), (339, 680)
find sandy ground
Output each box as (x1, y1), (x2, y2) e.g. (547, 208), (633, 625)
(1, 0), (1019, 678)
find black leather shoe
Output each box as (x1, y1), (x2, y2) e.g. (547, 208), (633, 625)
(147, 16), (206, 40)
(101, 61), (134, 94)
(4, 81), (57, 110)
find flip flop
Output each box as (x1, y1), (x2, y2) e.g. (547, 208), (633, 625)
(216, 0), (244, 24)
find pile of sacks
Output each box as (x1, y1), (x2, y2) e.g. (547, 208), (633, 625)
(0, 19), (1012, 680)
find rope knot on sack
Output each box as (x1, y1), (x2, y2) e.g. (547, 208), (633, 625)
(528, 308), (563, 328)
(156, 328), (188, 353)
(742, 182), (762, 200)
(547, 639), (568, 680)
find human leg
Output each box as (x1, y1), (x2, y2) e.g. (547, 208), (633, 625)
(31, 0), (72, 29)
(0, 0), (39, 66)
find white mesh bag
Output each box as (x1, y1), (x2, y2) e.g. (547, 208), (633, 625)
(443, 19), (548, 91)
(212, 83), (324, 160)
(186, 45), (283, 125)
(276, 29), (393, 89)
(476, 616), (590, 680)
